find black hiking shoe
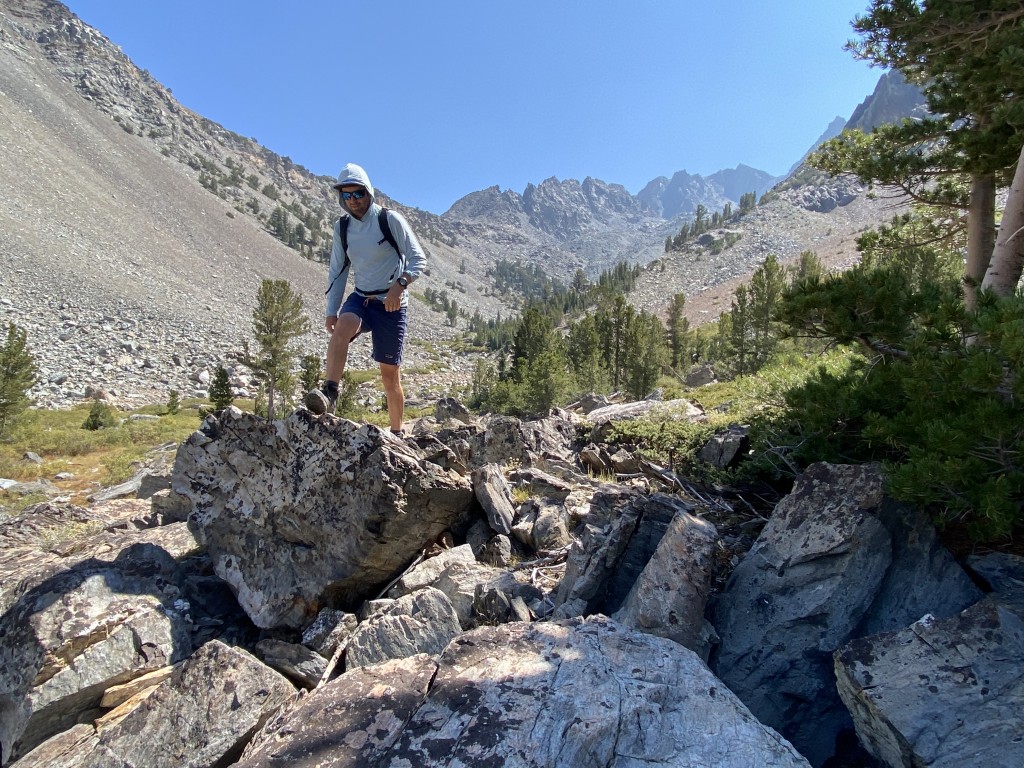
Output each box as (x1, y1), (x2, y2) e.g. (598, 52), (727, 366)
(305, 388), (337, 415)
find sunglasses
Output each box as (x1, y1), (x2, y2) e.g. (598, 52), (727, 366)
(340, 189), (368, 201)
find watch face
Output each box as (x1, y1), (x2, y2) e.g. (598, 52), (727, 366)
(399, 277), (409, 287)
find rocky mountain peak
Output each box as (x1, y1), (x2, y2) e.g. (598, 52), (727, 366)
(846, 68), (927, 133)
(637, 169), (731, 220)
(707, 165), (780, 204)
(443, 185), (525, 219)
(521, 177), (597, 241)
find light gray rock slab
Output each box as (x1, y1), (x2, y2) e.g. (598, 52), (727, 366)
(2, 538), (195, 762)
(5, 723), (97, 768)
(255, 639), (328, 690)
(471, 463), (515, 534)
(300, 608), (358, 658)
(512, 493), (573, 553)
(345, 588), (462, 671)
(554, 492), (687, 619)
(587, 399), (705, 442)
(236, 654), (438, 767)
(388, 544), (476, 596)
(613, 509), (719, 658)
(836, 599), (1024, 768)
(237, 617), (809, 767)
(424, 559), (542, 630)
(23, 640), (296, 768)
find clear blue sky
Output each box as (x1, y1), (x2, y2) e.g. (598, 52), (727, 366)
(63, 1), (881, 215)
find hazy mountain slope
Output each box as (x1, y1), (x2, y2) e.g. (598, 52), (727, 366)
(0, 1), (472, 408)
(628, 190), (900, 328)
(707, 165), (780, 203)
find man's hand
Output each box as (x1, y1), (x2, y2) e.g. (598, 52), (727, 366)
(325, 316), (337, 334)
(384, 283), (404, 312)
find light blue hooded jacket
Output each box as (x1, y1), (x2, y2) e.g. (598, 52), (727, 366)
(325, 163), (427, 317)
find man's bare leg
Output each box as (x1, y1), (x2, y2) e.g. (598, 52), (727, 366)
(380, 362), (404, 432)
(306, 313), (361, 414)
(326, 313), (362, 382)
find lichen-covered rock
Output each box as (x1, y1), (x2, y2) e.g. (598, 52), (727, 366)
(836, 598), (1024, 768)
(345, 588), (461, 670)
(613, 509), (719, 658)
(237, 654), (438, 767)
(710, 462), (982, 765)
(237, 617), (809, 767)
(554, 492), (691, 618)
(471, 463), (515, 535)
(1, 531), (198, 763)
(13, 640), (295, 768)
(172, 408), (474, 628)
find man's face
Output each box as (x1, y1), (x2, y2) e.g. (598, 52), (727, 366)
(339, 185), (370, 219)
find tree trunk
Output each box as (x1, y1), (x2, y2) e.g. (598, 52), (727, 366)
(965, 173), (996, 309)
(981, 143), (1024, 297)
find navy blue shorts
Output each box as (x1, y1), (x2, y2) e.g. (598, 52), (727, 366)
(340, 292), (407, 366)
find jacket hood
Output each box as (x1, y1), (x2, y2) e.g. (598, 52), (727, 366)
(333, 163), (375, 200)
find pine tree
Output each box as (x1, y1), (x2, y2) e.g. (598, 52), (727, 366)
(609, 296), (635, 389)
(566, 313), (608, 393)
(0, 322), (37, 436)
(748, 254), (787, 369)
(788, 250), (825, 285)
(208, 366), (234, 411)
(510, 306), (554, 382)
(299, 354), (322, 396)
(623, 312), (667, 399)
(82, 400), (117, 431)
(245, 279), (309, 420)
(813, 0), (1024, 307)
(666, 293), (690, 369)
(728, 283), (752, 376)
(269, 206), (290, 242)
(693, 204), (708, 235)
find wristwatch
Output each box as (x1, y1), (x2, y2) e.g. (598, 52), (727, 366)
(397, 276), (410, 288)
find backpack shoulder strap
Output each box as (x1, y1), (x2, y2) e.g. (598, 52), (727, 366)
(336, 215), (351, 270)
(378, 207), (401, 256)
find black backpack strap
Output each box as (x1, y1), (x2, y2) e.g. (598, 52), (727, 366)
(337, 215), (351, 271)
(378, 208), (401, 257)
(338, 209), (398, 264)
(378, 207), (407, 284)
(325, 216), (351, 296)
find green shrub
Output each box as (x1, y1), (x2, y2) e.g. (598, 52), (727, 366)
(772, 253), (1024, 540)
(82, 401), (118, 431)
(299, 355), (322, 395)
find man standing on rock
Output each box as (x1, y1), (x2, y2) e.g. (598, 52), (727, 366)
(305, 163), (426, 435)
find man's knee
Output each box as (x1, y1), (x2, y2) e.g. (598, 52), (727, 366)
(380, 364), (402, 390)
(332, 313), (361, 338)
